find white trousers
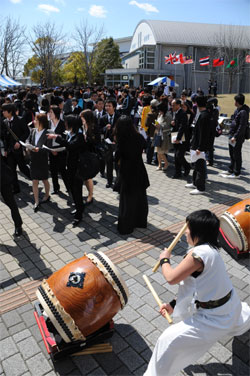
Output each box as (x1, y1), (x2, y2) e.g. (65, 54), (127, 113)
(144, 295), (250, 376)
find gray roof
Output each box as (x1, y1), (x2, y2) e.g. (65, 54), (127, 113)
(138, 20), (250, 48)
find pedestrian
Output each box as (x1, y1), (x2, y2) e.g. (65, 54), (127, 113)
(144, 209), (250, 376)
(220, 94), (249, 179)
(185, 96), (211, 194)
(114, 115), (149, 235)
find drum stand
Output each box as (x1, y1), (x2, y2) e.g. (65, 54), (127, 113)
(218, 228), (249, 260)
(33, 302), (114, 361)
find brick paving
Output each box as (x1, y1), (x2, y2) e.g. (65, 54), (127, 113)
(0, 135), (250, 376)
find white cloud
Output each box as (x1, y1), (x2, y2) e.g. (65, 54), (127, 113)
(38, 4), (60, 14)
(9, 0), (22, 3)
(77, 7), (85, 12)
(129, 1), (159, 13)
(89, 5), (107, 18)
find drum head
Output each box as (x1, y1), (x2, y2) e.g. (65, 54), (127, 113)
(87, 251), (129, 309)
(220, 212), (248, 251)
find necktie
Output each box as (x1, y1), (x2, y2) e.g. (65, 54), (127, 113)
(110, 115), (113, 125)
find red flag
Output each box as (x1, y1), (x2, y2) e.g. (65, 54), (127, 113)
(174, 53), (185, 64)
(165, 53), (176, 64)
(213, 57), (224, 67)
(246, 55), (250, 63)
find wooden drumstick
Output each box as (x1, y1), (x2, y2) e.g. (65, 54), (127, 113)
(152, 223), (188, 273)
(143, 274), (173, 324)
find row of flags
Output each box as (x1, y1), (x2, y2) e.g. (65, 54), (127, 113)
(165, 53), (250, 67)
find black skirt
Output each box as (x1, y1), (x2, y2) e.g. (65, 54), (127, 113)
(117, 186), (148, 235)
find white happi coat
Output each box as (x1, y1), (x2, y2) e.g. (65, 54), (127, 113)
(144, 244), (250, 376)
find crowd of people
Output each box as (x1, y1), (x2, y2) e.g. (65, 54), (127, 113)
(0, 85), (249, 236)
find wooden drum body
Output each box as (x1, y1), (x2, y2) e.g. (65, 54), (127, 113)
(36, 252), (129, 343)
(220, 199), (250, 252)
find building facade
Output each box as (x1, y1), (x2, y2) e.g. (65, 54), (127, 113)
(105, 20), (250, 94)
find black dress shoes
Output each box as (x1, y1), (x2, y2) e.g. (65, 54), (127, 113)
(172, 174), (182, 179)
(72, 219), (81, 227)
(33, 203), (40, 212)
(14, 227), (22, 237)
(106, 183), (113, 188)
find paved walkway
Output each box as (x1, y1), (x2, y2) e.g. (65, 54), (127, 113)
(0, 135), (250, 376)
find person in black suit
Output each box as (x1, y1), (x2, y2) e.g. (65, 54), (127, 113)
(99, 99), (120, 188)
(48, 105), (69, 194)
(93, 98), (106, 177)
(1, 156), (23, 236)
(171, 99), (191, 178)
(114, 115), (150, 234)
(47, 115), (87, 227)
(28, 113), (51, 212)
(185, 96), (211, 194)
(2, 103), (30, 193)
(71, 98), (82, 115)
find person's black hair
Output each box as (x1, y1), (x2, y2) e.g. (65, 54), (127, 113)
(62, 90), (69, 100)
(40, 98), (50, 112)
(105, 99), (117, 109)
(2, 103), (16, 115)
(181, 90), (188, 97)
(196, 95), (207, 108)
(234, 93), (245, 106)
(17, 90), (27, 101)
(64, 115), (81, 133)
(24, 99), (34, 111)
(96, 97), (104, 103)
(157, 102), (168, 115)
(186, 209), (219, 248)
(50, 105), (61, 119)
(175, 99), (182, 106)
(114, 115), (138, 143)
(142, 96), (151, 106)
(53, 96), (64, 106)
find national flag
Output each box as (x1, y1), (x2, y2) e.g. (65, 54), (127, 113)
(184, 55), (193, 64)
(213, 57), (224, 67)
(226, 58), (238, 68)
(165, 52), (176, 64)
(199, 56), (210, 66)
(245, 55), (250, 63)
(173, 53), (185, 64)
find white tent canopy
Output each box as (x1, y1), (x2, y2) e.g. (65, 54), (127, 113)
(148, 76), (179, 87)
(0, 75), (22, 87)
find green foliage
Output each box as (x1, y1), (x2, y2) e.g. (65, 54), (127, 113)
(94, 37), (122, 83)
(61, 52), (86, 85)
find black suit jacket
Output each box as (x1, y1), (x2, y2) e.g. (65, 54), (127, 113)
(172, 109), (189, 143)
(191, 110), (211, 152)
(3, 116), (30, 153)
(99, 112), (120, 141)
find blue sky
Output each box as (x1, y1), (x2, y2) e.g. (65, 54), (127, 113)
(2, 0), (250, 40)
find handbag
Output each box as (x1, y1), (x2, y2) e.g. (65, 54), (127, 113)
(76, 151), (100, 181)
(154, 134), (162, 147)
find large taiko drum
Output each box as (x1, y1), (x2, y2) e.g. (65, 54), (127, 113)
(36, 252), (129, 343)
(220, 199), (250, 252)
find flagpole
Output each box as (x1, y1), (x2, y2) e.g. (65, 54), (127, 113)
(194, 48), (197, 91)
(222, 63), (224, 94)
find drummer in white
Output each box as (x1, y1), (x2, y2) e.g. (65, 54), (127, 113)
(144, 209), (250, 376)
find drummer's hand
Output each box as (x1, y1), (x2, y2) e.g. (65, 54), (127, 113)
(160, 247), (171, 260)
(160, 303), (173, 317)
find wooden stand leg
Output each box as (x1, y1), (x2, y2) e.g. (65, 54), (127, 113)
(72, 343), (113, 356)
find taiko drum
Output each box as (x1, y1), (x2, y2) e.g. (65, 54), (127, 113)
(220, 199), (250, 252)
(36, 252), (129, 343)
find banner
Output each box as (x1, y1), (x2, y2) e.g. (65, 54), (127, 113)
(199, 56), (209, 66)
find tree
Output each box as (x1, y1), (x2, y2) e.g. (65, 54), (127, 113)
(73, 19), (104, 85)
(61, 52), (86, 86)
(213, 25), (250, 93)
(94, 37), (122, 83)
(29, 21), (66, 87)
(0, 17), (27, 78)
